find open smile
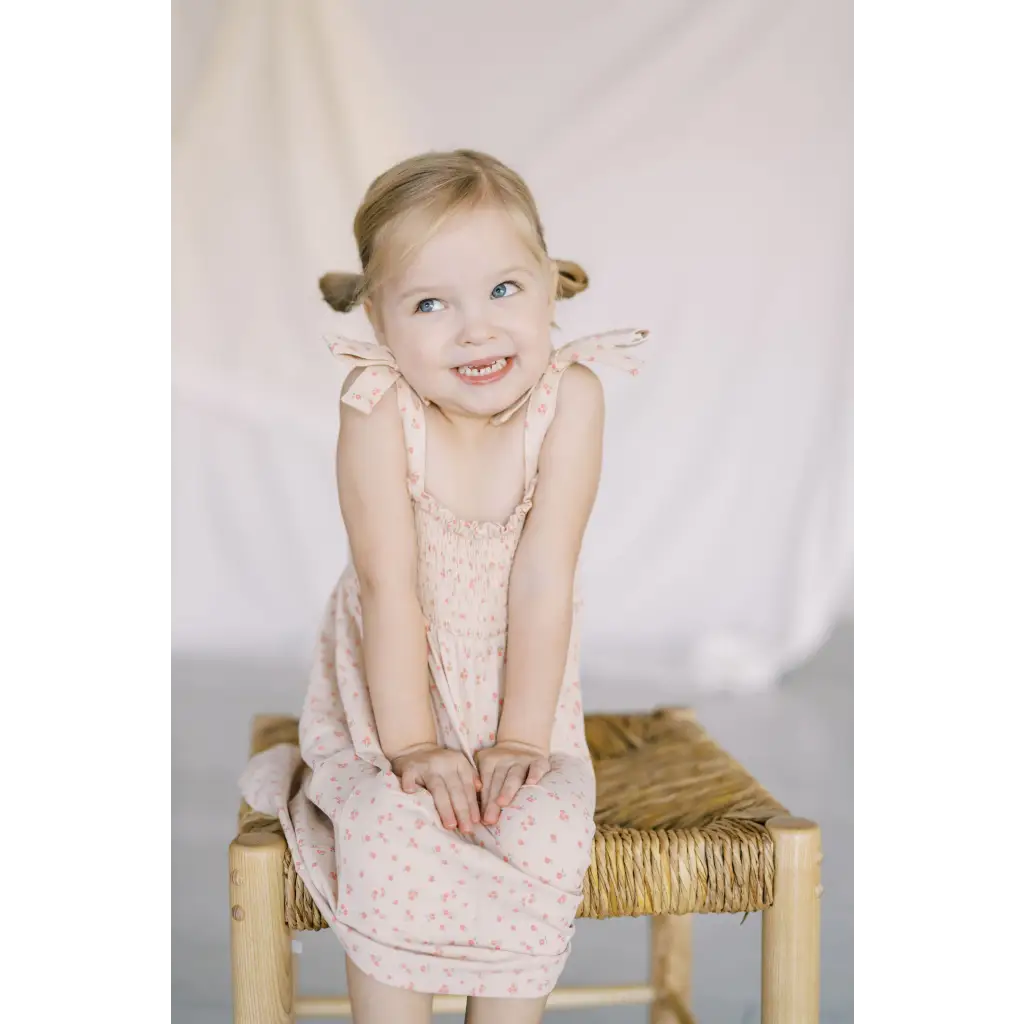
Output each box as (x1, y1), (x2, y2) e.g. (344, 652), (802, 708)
(451, 356), (515, 385)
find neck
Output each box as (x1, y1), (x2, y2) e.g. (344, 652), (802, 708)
(433, 404), (494, 437)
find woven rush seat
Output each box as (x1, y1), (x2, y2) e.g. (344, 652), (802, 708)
(230, 707), (821, 1022)
(238, 708), (788, 928)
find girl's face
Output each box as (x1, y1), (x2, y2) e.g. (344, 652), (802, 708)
(367, 205), (557, 419)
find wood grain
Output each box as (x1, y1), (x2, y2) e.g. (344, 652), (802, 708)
(229, 832), (295, 1023)
(761, 817), (821, 1023)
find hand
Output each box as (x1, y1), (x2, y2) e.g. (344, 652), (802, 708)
(475, 741), (551, 826)
(390, 743), (482, 834)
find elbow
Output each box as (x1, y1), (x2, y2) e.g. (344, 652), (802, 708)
(509, 564), (576, 608)
(356, 566), (419, 606)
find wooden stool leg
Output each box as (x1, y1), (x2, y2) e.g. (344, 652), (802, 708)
(229, 833), (295, 1024)
(651, 914), (695, 1024)
(761, 817), (821, 1024)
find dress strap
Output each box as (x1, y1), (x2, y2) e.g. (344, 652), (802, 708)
(327, 335), (403, 413)
(522, 328), (649, 500)
(326, 335), (427, 498)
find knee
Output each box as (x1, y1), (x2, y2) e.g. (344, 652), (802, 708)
(494, 785), (595, 884)
(336, 774), (400, 872)
(337, 771), (439, 874)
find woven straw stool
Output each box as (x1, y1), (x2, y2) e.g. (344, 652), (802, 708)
(230, 708), (821, 1023)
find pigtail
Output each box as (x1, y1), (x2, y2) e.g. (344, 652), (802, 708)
(319, 272), (365, 313)
(554, 260), (589, 300)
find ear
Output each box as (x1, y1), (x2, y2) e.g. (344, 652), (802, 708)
(548, 259), (560, 313)
(363, 296), (385, 340)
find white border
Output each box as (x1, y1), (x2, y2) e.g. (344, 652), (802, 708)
(858, 1), (1023, 1019)
(0, 4), (167, 1018)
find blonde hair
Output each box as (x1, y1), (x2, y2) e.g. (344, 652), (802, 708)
(319, 149), (588, 313)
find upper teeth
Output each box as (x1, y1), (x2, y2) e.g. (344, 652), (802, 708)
(458, 358), (507, 377)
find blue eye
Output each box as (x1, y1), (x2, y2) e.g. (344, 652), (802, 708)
(491, 280), (522, 300)
(415, 298), (443, 314)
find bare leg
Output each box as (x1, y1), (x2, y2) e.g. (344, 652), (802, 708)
(464, 994), (548, 1024)
(345, 956), (433, 1024)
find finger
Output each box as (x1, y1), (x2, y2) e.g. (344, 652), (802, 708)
(401, 767), (422, 794)
(497, 764), (527, 808)
(426, 778), (457, 830)
(477, 758), (496, 812)
(480, 759), (501, 817)
(483, 766), (509, 825)
(525, 759), (549, 787)
(456, 762), (481, 824)
(446, 775), (476, 834)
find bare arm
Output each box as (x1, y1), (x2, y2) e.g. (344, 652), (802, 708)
(336, 380), (435, 758)
(498, 364), (605, 754)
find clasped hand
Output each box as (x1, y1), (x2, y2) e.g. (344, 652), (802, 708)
(390, 740), (550, 832)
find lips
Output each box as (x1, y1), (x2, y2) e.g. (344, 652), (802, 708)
(452, 356), (514, 385)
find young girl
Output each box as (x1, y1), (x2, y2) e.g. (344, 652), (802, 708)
(242, 149), (647, 1024)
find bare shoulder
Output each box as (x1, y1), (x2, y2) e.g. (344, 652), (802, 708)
(535, 362), (606, 483)
(555, 361), (604, 420)
(517, 363), (604, 575)
(543, 363), (604, 452)
(335, 376), (416, 592)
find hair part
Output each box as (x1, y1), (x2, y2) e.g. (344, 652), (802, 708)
(318, 149), (589, 313)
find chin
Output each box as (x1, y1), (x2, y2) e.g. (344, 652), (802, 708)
(445, 364), (529, 415)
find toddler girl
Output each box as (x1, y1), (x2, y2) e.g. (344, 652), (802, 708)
(243, 149), (647, 1024)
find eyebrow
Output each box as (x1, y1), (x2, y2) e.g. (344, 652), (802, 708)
(397, 265), (535, 302)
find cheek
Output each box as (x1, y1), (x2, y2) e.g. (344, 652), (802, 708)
(512, 311), (554, 367)
(516, 343), (553, 381)
(386, 325), (448, 380)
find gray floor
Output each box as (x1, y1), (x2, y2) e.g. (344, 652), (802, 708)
(173, 622), (852, 1023)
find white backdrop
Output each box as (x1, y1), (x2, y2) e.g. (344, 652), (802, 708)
(172, 0), (852, 691)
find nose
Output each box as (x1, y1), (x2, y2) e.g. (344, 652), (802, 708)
(458, 304), (497, 347)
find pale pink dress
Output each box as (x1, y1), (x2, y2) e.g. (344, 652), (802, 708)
(241, 328), (647, 997)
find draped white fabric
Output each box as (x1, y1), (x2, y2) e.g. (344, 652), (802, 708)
(172, 0), (852, 691)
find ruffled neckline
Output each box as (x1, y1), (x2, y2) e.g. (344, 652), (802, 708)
(414, 487), (533, 537)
